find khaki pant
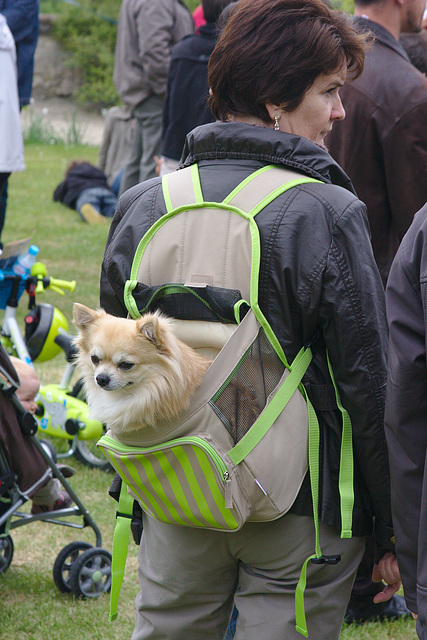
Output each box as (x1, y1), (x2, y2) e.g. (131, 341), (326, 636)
(132, 512), (365, 640)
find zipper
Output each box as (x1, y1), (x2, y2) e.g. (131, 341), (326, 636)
(99, 433), (230, 481)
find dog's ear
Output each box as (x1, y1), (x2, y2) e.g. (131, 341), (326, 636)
(138, 315), (167, 351)
(73, 303), (102, 331)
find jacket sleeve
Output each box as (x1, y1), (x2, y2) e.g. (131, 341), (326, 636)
(53, 180), (66, 203)
(385, 214), (427, 614)
(136, 0), (176, 96)
(318, 198), (393, 548)
(383, 102), (427, 240)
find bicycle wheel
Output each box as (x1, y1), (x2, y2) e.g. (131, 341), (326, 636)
(72, 438), (112, 471)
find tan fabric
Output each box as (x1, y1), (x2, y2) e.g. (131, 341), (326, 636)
(131, 512), (365, 640)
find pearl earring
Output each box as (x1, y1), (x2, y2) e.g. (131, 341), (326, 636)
(274, 115), (280, 131)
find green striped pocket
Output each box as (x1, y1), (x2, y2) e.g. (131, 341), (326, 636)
(98, 434), (246, 531)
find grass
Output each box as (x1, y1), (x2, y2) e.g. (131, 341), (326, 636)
(0, 142), (419, 639)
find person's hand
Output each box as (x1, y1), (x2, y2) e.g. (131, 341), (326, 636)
(411, 611), (418, 620)
(372, 552), (401, 603)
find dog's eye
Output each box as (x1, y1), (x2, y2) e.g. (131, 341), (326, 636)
(91, 355), (100, 365)
(119, 361), (134, 371)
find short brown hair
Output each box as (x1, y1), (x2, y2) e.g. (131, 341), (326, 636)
(208, 0), (368, 123)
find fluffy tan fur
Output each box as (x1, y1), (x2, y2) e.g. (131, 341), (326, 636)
(73, 303), (211, 436)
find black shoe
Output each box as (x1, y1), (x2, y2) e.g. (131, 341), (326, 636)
(344, 594), (411, 624)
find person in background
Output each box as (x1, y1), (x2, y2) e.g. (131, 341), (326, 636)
(385, 202), (427, 639)
(158, 0), (235, 176)
(101, 1), (399, 637)
(53, 161), (117, 225)
(0, 0), (39, 246)
(0, 13), (25, 247)
(400, 29), (427, 75)
(98, 105), (134, 197)
(326, 0), (427, 288)
(326, 0), (427, 623)
(113, 0), (194, 196)
(193, 3), (206, 32)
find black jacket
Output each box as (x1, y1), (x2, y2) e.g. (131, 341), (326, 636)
(385, 203), (427, 631)
(327, 18), (427, 286)
(161, 23), (217, 161)
(101, 122), (393, 553)
(53, 163), (111, 209)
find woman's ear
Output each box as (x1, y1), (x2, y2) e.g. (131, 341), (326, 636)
(265, 102), (280, 124)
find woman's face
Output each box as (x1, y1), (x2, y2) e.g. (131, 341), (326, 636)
(267, 65), (347, 148)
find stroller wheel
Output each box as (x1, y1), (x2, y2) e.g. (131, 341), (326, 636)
(53, 541), (93, 593)
(69, 547), (112, 599)
(0, 535), (14, 573)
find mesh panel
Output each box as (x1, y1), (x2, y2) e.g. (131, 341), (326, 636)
(210, 328), (285, 443)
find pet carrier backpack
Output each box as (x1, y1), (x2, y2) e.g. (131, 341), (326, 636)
(97, 164), (354, 636)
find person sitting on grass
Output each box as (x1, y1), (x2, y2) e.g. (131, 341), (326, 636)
(53, 160), (117, 224)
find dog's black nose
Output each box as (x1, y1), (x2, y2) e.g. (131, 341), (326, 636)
(96, 373), (111, 388)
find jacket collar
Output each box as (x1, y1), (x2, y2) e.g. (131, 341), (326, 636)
(353, 16), (411, 62)
(181, 122), (356, 194)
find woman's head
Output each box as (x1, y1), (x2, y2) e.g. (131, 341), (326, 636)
(208, 0), (368, 126)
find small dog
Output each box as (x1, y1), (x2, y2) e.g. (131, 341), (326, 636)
(73, 303), (211, 436)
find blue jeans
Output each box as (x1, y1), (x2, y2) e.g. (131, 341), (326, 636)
(75, 187), (117, 218)
(224, 607), (238, 639)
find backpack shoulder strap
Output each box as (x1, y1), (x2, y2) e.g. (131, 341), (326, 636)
(162, 164), (322, 216)
(223, 165), (322, 217)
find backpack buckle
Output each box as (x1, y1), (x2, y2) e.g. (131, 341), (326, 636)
(311, 554), (341, 565)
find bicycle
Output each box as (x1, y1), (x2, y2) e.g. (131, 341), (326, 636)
(0, 249), (109, 470)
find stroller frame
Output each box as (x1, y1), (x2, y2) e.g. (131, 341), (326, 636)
(0, 366), (112, 599)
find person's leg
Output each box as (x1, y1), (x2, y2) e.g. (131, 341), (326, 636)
(98, 190), (118, 218)
(0, 174), (10, 242)
(136, 94), (164, 185)
(111, 168), (124, 197)
(119, 114), (143, 196)
(132, 513), (238, 640)
(75, 188), (107, 224)
(230, 514), (365, 640)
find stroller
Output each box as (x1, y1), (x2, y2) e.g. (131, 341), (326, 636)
(0, 343), (112, 598)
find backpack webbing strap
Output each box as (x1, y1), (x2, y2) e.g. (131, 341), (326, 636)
(327, 352), (354, 539)
(227, 345), (312, 464)
(295, 392), (322, 637)
(162, 164), (322, 217)
(223, 165), (321, 217)
(109, 481), (134, 622)
(162, 164), (202, 211)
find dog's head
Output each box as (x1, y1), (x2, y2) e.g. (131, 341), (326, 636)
(73, 303), (176, 393)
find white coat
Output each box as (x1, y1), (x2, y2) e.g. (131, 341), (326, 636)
(0, 14), (25, 173)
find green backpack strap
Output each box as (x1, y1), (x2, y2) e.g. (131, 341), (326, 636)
(109, 480), (134, 622)
(294, 352), (354, 636)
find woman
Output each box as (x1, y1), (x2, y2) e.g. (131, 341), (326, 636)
(101, 0), (398, 638)
(0, 13), (25, 243)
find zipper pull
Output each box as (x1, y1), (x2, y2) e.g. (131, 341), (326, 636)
(224, 471), (233, 509)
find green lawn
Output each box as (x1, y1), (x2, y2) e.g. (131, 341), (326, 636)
(0, 143), (418, 639)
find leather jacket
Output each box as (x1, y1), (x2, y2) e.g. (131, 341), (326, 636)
(327, 18), (427, 286)
(386, 203), (427, 630)
(101, 122), (394, 554)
